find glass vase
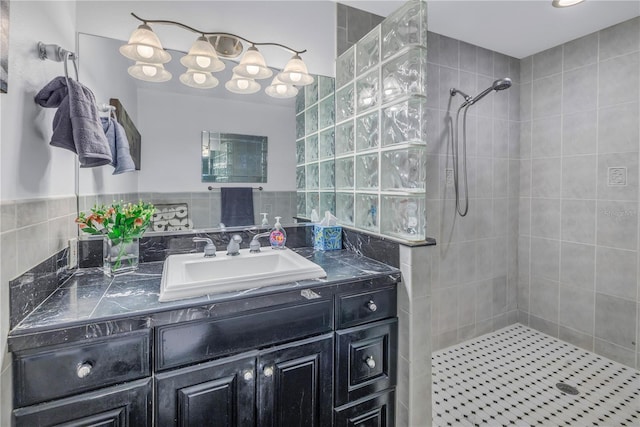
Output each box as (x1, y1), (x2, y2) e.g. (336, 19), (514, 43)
(103, 237), (139, 276)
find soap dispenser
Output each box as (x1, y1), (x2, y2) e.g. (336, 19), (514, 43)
(269, 216), (287, 249)
(260, 212), (269, 226)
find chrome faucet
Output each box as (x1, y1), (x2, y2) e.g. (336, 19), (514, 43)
(249, 231), (271, 253)
(226, 234), (242, 256)
(193, 237), (216, 257)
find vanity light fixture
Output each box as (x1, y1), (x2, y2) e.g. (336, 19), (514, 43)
(552, 0), (586, 7)
(120, 24), (172, 64)
(127, 61), (172, 82)
(265, 76), (299, 98)
(120, 13), (313, 97)
(180, 36), (225, 73)
(233, 46), (273, 80)
(225, 73), (261, 94)
(180, 69), (219, 89)
(278, 54), (314, 85)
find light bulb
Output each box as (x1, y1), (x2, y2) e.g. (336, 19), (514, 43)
(237, 79), (249, 90)
(246, 65), (260, 76)
(193, 73), (206, 84)
(276, 84), (287, 95)
(195, 56), (211, 68)
(136, 45), (154, 59)
(142, 65), (158, 77)
(289, 72), (302, 82)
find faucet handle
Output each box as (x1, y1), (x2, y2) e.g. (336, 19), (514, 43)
(193, 237), (216, 257)
(231, 234), (242, 243)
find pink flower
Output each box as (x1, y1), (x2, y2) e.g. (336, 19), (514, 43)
(134, 218), (143, 227)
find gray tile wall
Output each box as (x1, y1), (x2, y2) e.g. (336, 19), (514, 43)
(426, 31), (521, 351)
(1, 195), (77, 425)
(336, 3), (384, 56)
(518, 17), (640, 369)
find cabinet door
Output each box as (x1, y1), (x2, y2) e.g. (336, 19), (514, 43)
(155, 352), (257, 427)
(257, 333), (333, 427)
(13, 378), (151, 427)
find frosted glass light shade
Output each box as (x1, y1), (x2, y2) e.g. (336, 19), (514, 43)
(119, 24), (171, 64)
(180, 69), (219, 89)
(552, 0), (585, 6)
(278, 55), (314, 86)
(127, 62), (172, 82)
(265, 76), (298, 98)
(233, 46), (273, 79)
(225, 73), (260, 94)
(180, 36), (225, 72)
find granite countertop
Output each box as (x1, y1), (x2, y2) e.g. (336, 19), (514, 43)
(9, 248), (400, 342)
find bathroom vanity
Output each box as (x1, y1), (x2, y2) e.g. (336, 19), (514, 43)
(8, 248), (399, 426)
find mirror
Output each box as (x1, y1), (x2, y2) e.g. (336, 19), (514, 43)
(201, 131), (268, 183)
(77, 32), (335, 230)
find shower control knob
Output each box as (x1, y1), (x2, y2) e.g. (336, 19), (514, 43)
(366, 300), (377, 312)
(243, 370), (253, 381)
(365, 356), (376, 369)
(76, 362), (93, 378)
(263, 366), (274, 377)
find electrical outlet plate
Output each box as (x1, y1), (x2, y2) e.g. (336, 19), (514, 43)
(68, 238), (78, 269)
(445, 168), (454, 186)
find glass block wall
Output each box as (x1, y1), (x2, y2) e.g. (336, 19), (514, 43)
(333, 1), (428, 241)
(296, 75), (336, 219)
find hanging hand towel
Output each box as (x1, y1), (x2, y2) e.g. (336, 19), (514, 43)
(35, 77), (112, 167)
(101, 117), (136, 174)
(221, 187), (255, 227)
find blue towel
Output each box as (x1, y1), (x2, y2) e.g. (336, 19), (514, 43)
(35, 77), (112, 167)
(101, 117), (136, 175)
(221, 187), (254, 227)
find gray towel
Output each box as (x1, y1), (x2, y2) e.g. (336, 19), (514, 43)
(35, 77), (112, 167)
(101, 117), (136, 175)
(221, 187), (254, 227)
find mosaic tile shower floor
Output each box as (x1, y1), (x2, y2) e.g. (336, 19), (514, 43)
(432, 324), (639, 426)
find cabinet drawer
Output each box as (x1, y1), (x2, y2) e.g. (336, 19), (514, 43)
(13, 378), (151, 427)
(13, 330), (151, 407)
(156, 299), (333, 370)
(335, 318), (397, 406)
(336, 286), (396, 329)
(334, 390), (395, 427)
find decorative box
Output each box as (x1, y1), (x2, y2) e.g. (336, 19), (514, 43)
(313, 225), (342, 251)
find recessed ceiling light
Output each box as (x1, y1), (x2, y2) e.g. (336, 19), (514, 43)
(552, 0), (586, 8)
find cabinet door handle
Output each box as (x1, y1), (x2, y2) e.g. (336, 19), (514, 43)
(364, 356), (376, 369)
(76, 362), (93, 378)
(242, 370), (254, 381)
(263, 366), (274, 377)
(366, 300), (378, 312)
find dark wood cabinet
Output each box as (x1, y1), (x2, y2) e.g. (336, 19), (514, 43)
(156, 352), (257, 426)
(257, 334), (333, 427)
(12, 279), (398, 427)
(13, 378), (151, 427)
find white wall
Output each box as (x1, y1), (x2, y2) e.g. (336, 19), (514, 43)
(77, 33), (139, 196)
(137, 88), (296, 192)
(1, 2), (78, 424)
(0, 1), (77, 201)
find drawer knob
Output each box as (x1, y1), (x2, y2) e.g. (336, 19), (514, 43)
(364, 356), (376, 369)
(76, 362), (93, 378)
(243, 370), (254, 381)
(366, 300), (378, 312)
(263, 366), (274, 377)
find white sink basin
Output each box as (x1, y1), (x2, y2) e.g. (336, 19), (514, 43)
(159, 248), (327, 302)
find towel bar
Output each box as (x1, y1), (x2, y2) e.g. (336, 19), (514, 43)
(208, 186), (263, 191)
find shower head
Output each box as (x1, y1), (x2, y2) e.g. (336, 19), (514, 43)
(464, 77), (512, 107)
(492, 78), (512, 91)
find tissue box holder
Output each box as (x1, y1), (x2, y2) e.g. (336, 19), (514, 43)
(313, 225), (342, 251)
